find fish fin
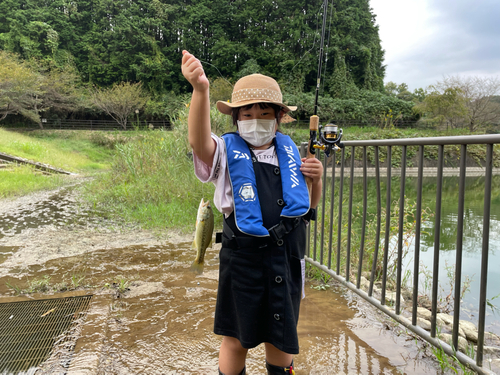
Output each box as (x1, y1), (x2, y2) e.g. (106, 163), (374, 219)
(190, 260), (204, 275)
(191, 240), (197, 249)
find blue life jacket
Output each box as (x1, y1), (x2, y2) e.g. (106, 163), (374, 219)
(222, 132), (310, 237)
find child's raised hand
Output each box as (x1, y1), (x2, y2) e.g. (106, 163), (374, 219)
(300, 157), (323, 183)
(181, 50), (209, 92)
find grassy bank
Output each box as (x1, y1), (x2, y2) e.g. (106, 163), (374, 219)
(1, 114), (496, 232)
(0, 128), (117, 198)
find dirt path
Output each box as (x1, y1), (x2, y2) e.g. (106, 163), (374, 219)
(0, 182), (192, 278)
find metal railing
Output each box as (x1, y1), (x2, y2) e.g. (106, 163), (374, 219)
(300, 134), (500, 374)
(5, 119), (171, 131)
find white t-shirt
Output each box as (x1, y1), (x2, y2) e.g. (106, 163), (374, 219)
(193, 133), (279, 216)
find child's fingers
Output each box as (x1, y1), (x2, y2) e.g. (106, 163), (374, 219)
(183, 56), (204, 75)
(300, 158), (323, 179)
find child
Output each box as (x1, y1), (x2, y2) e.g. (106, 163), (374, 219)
(181, 50), (323, 375)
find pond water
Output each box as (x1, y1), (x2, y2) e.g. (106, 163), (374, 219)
(408, 175), (500, 336)
(334, 174), (500, 336)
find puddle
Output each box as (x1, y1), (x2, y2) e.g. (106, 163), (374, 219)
(0, 246), (19, 264)
(0, 244), (444, 374)
(0, 187), (114, 240)
(0, 186), (462, 374)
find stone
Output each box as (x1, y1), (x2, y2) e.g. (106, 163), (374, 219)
(437, 313), (454, 326)
(385, 291), (405, 305)
(360, 276), (370, 291)
(417, 317), (431, 330)
(483, 346), (500, 356)
(459, 320), (478, 343)
(438, 333), (469, 353)
(416, 307), (432, 321)
(485, 331), (500, 345)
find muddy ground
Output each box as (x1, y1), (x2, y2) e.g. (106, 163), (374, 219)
(0, 181), (485, 374)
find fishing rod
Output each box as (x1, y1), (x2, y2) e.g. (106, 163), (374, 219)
(306, 0), (343, 171)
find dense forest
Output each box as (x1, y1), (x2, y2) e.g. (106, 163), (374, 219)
(8, 0), (498, 129)
(0, 0), (384, 93)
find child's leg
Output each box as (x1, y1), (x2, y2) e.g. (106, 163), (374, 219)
(264, 342), (293, 367)
(219, 336), (248, 375)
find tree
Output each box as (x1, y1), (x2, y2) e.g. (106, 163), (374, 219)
(92, 82), (150, 129)
(384, 81), (413, 101)
(414, 87), (468, 129)
(438, 75), (500, 131)
(39, 66), (82, 116)
(0, 51), (44, 125)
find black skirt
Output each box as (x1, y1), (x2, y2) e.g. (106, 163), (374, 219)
(213, 217), (306, 354)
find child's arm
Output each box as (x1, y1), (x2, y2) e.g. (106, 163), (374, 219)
(300, 158), (323, 208)
(181, 50), (216, 166)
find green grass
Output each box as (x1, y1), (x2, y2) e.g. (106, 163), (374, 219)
(0, 127), (116, 198)
(0, 165), (66, 198)
(83, 126), (220, 233)
(0, 128), (113, 172)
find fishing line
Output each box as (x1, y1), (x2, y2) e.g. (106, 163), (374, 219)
(286, 3), (324, 88)
(320, 0), (335, 98)
(198, 60), (234, 89)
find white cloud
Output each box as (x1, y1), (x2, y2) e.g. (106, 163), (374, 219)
(370, 0), (500, 91)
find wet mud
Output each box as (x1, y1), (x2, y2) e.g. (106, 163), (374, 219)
(0, 186), (447, 374)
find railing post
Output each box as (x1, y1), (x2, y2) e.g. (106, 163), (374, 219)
(396, 145), (407, 314)
(412, 145), (424, 325)
(327, 152), (336, 270)
(336, 147), (345, 275)
(452, 143), (467, 351)
(357, 146), (368, 289)
(477, 143), (493, 367)
(346, 146), (355, 282)
(369, 146), (381, 297)
(381, 145), (392, 305)
(320, 152), (327, 265)
(431, 144), (444, 337)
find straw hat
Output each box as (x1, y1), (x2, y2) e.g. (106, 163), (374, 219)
(216, 74), (297, 115)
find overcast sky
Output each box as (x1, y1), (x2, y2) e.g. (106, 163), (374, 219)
(369, 0), (500, 92)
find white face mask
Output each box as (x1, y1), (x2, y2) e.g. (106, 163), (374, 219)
(237, 118), (277, 147)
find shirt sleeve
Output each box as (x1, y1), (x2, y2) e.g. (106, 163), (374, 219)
(193, 133), (222, 183)
(192, 133), (234, 216)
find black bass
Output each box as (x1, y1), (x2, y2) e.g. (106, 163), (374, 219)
(190, 198), (214, 274)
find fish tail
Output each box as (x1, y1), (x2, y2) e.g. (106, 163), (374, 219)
(190, 260), (204, 275)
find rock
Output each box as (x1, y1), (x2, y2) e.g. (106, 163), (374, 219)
(485, 331), (500, 345)
(459, 320), (478, 343)
(439, 333), (469, 353)
(418, 295), (432, 309)
(437, 313), (454, 326)
(417, 307), (432, 321)
(360, 276), (370, 291)
(483, 346), (500, 356)
(417, 317), (431, 330)
(385, 291), (404, 305)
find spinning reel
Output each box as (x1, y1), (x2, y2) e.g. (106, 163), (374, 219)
(309, 122), (344, 158)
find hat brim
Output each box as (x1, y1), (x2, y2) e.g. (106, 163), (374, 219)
(216, 99), (297, 115)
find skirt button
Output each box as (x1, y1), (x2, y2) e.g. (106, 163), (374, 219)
(274, 314), (281, 320)
(275, 276), (283, 283)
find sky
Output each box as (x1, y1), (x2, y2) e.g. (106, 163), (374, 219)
(369, 0), (500, 92)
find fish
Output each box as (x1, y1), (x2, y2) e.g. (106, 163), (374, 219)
(190, 198), (214, 274)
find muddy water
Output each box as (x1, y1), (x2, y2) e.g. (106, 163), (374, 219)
(0, 186), (445, 374)
(0, 242), (442, 374)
